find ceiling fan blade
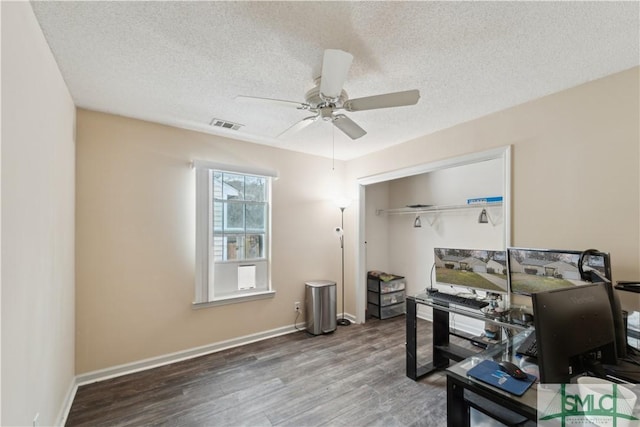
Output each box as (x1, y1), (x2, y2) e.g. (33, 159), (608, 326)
(277, 115), (317, 138)
(343, 89), (420, 112)
(236, 95), (306, 109)
(319, 49), (353, 99)
(332, 114), (366, 140)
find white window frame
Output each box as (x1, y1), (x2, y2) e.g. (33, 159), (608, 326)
(193, 160), (277, 307)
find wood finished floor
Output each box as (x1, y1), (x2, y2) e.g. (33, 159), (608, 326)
(66, 316), (470, 427)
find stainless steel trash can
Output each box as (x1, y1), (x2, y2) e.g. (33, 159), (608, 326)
(305, 280), (337, 335)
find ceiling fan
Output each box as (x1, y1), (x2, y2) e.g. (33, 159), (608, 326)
(237, 49), (421, 140)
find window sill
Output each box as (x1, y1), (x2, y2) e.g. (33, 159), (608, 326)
(192, 290), (276, 309)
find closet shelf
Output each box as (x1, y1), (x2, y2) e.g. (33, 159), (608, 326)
(377, 202), (503, 216)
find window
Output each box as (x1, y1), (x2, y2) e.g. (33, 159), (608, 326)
(194, 161), (276, 306)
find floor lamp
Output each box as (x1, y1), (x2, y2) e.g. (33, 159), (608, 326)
(336, 199), (351, 326)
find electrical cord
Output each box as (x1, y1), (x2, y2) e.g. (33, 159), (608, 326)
(430, 262), (435, 288)
(294, 309), (304, 332)
(426, 262), (437, 294)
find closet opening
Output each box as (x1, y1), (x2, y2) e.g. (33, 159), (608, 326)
(355, 146), (512, 325)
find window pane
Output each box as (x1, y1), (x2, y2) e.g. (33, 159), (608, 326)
(245, 204), (265, 232)
(225, 236), (245, 261)
(197, 166), (272, 304)
(245, 176), (266, 202)
(245, 234), (264, 259)
(212, 171), (223, 200)
(223, 173), (244, 200)
(225, 203), (244, 231)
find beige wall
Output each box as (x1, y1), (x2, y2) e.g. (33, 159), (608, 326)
(1, 2), (76, 426)
(75, 110), (346, 373)
(77, 67), (639, 375)
(347, 67), (640, 313)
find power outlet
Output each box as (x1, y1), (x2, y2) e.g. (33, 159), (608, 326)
(294, 301), (301, 312)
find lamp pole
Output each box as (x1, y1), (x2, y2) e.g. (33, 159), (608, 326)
(337, 205), (351, 326)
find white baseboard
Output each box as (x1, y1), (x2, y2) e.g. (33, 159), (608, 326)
(76, 314), (357, 386)
(55, 376), (78, 427)
(76, 322), (308, 386)
(62, 314), (356, 424)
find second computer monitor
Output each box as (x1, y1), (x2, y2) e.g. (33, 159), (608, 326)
(507, 247), (611, 295)
(532, 282), (617, 383)
(434, 248), (508, 295)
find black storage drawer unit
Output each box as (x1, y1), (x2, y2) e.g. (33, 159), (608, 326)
(367, 289), (405, 306)
(367, 273), (406, 319)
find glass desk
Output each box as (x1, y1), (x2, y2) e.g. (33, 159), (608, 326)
(406, 293), (531, 380)
(446, 330), (538, 426)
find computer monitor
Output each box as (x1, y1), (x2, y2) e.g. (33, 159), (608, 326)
(507, 247), (611, 296)
(434, 248), (508, 295)
(532, 282), (617, 383)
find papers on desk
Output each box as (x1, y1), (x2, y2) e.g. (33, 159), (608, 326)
(467, 360), (536, 397)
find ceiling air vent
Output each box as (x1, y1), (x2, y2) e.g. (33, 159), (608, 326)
(210, 118), (244, 131)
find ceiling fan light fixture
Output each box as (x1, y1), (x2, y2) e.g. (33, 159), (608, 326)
(304, 83), (348, 109)
(320, 106), (334, 121)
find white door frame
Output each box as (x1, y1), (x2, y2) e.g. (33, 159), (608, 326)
(354, 146), (512, 323)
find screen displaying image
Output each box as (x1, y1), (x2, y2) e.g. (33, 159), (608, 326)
(507, 247), (610, 295)
(434, 248), (508, 294)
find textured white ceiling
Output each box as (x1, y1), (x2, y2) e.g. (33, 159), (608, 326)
(31, 1), (639, 160)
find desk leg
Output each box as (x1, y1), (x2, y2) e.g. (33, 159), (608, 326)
(406, 298), (454, 380)
(433, 306), (450, 368)
(447, 375), (470, 427)
(406, 297), (418, 380)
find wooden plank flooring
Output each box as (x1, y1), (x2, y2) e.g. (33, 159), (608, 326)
(66, 316), (468, 426)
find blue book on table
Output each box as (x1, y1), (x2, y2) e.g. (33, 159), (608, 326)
(467, 360), (536, 396)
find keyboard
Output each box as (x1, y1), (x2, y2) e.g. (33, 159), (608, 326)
(429, 292), (489, 310)
(516, 332), (538, 358)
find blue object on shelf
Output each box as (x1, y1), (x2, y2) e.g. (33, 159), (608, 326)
(467, 196), (503, 205)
